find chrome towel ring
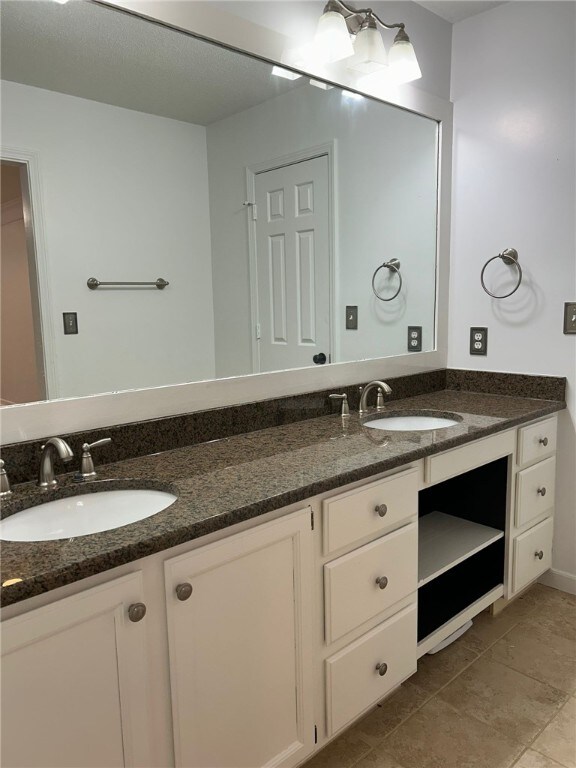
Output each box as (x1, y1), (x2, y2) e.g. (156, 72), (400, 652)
(372, 259), (402, 302)
(480, 248), (522, 299)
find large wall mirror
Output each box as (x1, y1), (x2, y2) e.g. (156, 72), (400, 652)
(0, 0), (439, 408)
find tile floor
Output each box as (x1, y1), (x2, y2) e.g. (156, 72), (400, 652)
(304, 584), (576, 768)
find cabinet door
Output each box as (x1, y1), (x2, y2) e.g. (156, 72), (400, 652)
(1, 573), (151, 768)
(165, 509), (315, 768)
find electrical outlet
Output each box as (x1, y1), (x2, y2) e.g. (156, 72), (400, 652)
(346, 305), (358, 330)
(470, 327), (487, 355)
(407, 326), (422, 352)
(564, 302), (576, 334)
(63, 312), (78, 335)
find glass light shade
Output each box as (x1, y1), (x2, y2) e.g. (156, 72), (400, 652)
(387, 39), (422, 84)
(348, 26), (387, 74)
(314, 11), (355, 64)
(271, 66), (302, 81)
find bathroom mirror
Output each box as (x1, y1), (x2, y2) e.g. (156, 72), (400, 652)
(0, 0), (438, 406)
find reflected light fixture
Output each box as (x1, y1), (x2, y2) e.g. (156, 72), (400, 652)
(273, 0), (421, 89)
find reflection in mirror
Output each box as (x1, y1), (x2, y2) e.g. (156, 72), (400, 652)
(0, 0), (438, 406)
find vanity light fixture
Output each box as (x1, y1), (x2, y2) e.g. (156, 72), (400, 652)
(273, 0), (421, 88)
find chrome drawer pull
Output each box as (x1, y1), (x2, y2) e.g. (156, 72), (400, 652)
(537, 487), (547, 497)
(175, 583), (193, 601)
(375, 662), (388, 676)
(375, 576), (389, 590)
(128, 603), (147, 622)
(539, 437), (549, 446)
(375, 504), (388, 517)
(535, 550), (544, 560)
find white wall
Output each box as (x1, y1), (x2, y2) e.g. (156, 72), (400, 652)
(208, 85), (438, 377)
(1, 81), (215, 399)
(449, 2), (576, 587)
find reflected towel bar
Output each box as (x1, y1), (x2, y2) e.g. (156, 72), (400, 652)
(87, 277), (169, 290)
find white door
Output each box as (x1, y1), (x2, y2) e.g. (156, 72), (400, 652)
(254, 155), (331, 372)
(0, 573), (152, 768)
(165, 509), (315, 768)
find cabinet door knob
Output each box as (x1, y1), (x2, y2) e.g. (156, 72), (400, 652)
(535, 550), (544, 560)
(175, 582), (193, 601)
(537, 487), (547, 497)
(375, 662), (388, 676)
(375, 504), (388, 517)
(375, 576), (389, 590)
(128, 602), (147, 622)
(539, 437), (549, 446)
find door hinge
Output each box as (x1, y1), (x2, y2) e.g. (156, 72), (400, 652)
(255, 323), (261, 340)
(242, 201), (257, 220)
(314, 725), (318, 744)
(311, 511), (315, 530)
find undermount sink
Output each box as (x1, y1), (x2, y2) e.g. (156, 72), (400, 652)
(0, 489), (177, 542)
(363, 412), (462, 432)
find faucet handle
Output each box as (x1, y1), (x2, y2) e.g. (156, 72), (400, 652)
(0, 459), (12, 498)
(329, 393), (350, 417)
(77, 438), (112, 480)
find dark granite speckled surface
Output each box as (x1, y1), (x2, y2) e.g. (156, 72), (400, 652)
(1, 369), (448, 486)
(0, 389), (564, 608)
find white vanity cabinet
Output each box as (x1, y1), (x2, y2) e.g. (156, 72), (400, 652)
(0, 412), (560, 768)
(319, 467), (419, 740)
(163, 508), (315, 768)
(511, 417), (557, 594)
(0, 573), (152, 768)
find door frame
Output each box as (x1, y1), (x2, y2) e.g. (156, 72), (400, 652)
(1, 147), (57, 401)
(245, 142), (337, 374)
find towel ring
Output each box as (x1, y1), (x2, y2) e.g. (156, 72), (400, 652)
(372, 259), (402, 302)
(480, 248), (522, 299)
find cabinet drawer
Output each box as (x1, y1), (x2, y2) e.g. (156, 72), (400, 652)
(513, 516), (553, 593)
(322, 468), (418, 554)
(517, 417), (557, 468)
(515, 457), (556, 529)
(324, 522), (417, 643)
(425, 430), (514, 485)
(326, 603), (417, 736)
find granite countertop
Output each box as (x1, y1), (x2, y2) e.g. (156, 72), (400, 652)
(0, 389), (564, 608)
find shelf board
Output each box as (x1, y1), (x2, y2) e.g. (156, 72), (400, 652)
(418, 511), (504, 587)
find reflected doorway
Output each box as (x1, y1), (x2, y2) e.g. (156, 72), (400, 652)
(250, 153), (333, 373)
(0, 160), (46, 404)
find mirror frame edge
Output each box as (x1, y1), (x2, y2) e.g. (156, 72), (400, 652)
(1, 0), (453, 444)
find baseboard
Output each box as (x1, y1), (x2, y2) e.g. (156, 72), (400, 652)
(539, 568), (576, 595)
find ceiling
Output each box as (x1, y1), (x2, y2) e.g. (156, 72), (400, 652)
(0, 1), (303, 126)
(414, 1), (507, 24)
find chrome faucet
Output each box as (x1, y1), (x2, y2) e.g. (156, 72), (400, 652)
(38, 437), (74, 490)
(359, 380), (393, 417)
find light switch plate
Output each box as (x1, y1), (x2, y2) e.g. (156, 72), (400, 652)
(564, 302), (576, 334)
(63, 312), (78, 335)
(346, 305), (358, 330)
(470, 327), (487, 355)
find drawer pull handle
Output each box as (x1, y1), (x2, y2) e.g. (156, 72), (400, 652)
(176, 583), (193, 601)
(375, 504), (388, 517)
(535, 550), (544, 560)
(375, 576), (389, 590)
(128, 602), (147, 622)
(537, 487), (547, 497)
(375, 662), (388, 676)
(539, 437), (549, 446)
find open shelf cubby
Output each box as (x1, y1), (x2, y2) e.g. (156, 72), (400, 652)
(417, 457), (509, 644)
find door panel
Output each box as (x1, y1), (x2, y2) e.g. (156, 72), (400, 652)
(254, 155), (330, 372)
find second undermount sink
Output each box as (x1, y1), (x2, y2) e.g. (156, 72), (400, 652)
(0, 489), (177, 542)
(363, 412), (462, 432)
